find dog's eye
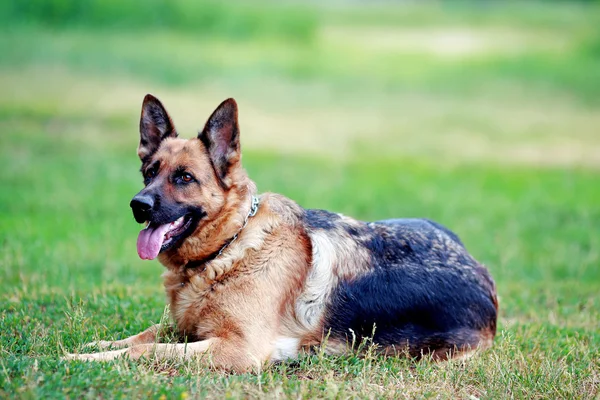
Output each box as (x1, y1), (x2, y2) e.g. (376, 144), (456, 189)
(144, 168), (157, 185)
(175, 173), (195, 184)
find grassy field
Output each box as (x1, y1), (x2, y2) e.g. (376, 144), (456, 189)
(1, 0), (600, 398)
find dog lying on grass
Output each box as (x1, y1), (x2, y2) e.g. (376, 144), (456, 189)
(66, 95), (498, 371)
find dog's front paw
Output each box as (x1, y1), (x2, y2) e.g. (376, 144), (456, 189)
(62, 352), (95, 362)
(83, 340), (118, 350)
(63, 348), (129, 362)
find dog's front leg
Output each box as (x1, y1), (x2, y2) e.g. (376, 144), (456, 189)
(83, 323), (172, 350)
(66, 337), (263, 371)
(66, 338), (215, 362)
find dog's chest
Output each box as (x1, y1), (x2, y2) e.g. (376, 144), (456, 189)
(162, 270), (217, 336)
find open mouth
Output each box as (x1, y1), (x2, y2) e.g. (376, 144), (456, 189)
(136, 214), (198, 260)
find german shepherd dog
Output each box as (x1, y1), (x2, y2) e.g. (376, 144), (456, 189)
(66, 95), (498, 371)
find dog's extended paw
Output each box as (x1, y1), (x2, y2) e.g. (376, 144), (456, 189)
(83, 340), (120, 350)
(62, 348), (129, 362)
(62, 353), (94, 362)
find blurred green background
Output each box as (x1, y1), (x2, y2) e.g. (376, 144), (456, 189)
(1, 0), (599, 398)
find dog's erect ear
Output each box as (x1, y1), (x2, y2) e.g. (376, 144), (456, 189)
(198, 98), (241, 185)
(138, 94), (178, 161)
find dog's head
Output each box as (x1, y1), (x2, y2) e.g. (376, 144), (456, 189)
(131, 95), (253, 264)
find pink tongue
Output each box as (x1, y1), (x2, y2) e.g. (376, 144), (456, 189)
(137, 223), (172, 260)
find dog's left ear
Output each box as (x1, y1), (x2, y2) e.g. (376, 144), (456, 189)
(198, 98), (241, 186)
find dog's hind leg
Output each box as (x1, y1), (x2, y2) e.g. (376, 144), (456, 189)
(83, 324), (170, 350)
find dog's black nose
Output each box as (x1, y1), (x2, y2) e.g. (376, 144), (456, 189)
(130, 194), (154, 223)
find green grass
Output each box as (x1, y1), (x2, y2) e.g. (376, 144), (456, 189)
(1, 1), (600, 398)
